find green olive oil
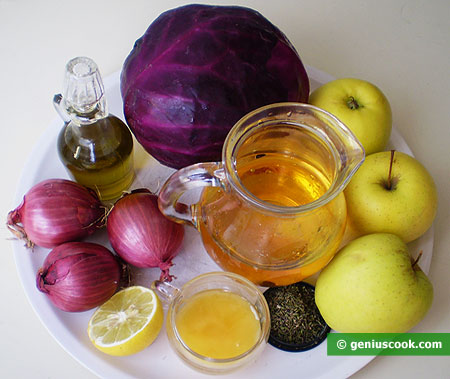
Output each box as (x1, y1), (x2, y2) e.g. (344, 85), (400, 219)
(54, 57), (134, 201)
(57, 116), (134, 201)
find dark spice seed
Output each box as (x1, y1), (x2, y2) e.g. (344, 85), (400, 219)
(264, 282), (330, 352)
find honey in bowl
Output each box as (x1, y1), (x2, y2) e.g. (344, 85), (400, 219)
(161, 272), (270, 374)
(174, 289), (261, 359)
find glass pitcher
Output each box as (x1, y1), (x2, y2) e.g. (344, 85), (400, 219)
(158, 103), (365, 286)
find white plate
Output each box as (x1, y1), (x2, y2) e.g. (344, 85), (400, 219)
(12, 66), (434, 379)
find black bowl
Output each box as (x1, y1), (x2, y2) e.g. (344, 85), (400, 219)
(263, 281), (330, 352)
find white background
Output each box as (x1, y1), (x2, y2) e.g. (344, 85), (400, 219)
(1, 0), (449, 378)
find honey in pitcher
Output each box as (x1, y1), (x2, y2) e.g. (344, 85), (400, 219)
(237, 153), (330, 207)
(198, 128), (347, 286)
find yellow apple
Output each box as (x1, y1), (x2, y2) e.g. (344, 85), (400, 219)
(344, 150), (438, 243)
(315, 233), (433, 333)
(309, 78), (392, 155)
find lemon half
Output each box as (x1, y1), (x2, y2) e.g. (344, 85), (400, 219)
(88, 286), (163, 356)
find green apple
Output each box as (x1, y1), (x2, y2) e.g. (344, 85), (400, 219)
(344, 150), (438, 243)
(309, 78), (392, 155)
(315, 233), (433, 333)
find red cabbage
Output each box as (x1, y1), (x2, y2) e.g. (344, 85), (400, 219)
(121, 4), (309, 169)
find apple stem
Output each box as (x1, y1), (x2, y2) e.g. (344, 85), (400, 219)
(412, 250), (423, 269)
(346, 96), (360, 110)
(387, 150), (395, 190)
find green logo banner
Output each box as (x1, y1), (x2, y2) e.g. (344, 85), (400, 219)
(327, 333), (450, 356)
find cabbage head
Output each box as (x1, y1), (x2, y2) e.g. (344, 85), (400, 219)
(121, 4), (309, 169)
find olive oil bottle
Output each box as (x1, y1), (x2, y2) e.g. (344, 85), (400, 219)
(54, 57), (134, 201)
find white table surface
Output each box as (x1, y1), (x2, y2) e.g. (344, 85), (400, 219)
(1, 0), (449, 378)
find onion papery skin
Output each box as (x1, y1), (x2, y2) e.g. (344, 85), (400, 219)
(7, 179), (104, 248)
(107, 189), (184, 281)
(36, 242), (121, 312)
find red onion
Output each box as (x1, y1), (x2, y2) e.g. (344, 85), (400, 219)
(7, 179), (104, 248)
(36, 242), (121, 312)
(107, 189), (184, 281)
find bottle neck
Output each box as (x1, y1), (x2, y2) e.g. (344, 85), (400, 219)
(53, 93), (108, 125)
(54, 56), (109, 126)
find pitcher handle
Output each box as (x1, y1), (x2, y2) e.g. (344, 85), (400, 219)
(158, 162), (226, 228)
